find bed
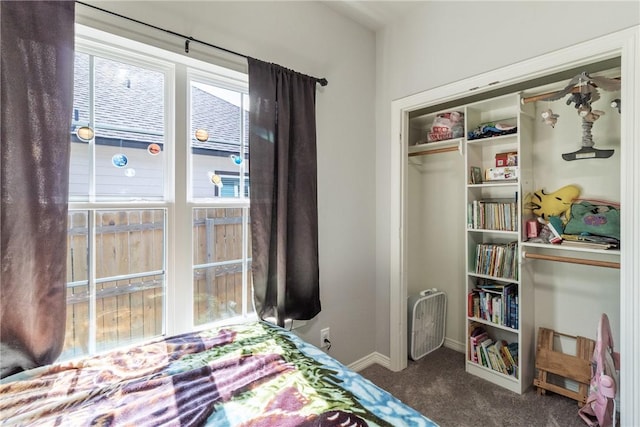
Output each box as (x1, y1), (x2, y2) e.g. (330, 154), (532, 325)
(0, 321), (437, 426)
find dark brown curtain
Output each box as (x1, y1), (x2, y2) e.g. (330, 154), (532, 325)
(248, 58), (321, 327)
(1, 1), (75, 378)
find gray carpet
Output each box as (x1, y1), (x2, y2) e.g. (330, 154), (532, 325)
(359, 346), (591, 427)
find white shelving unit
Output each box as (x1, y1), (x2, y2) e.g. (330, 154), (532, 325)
(463, 93), (534, 394)
(407, 93), (535, 394)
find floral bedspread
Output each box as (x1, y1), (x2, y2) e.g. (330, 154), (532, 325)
(0, 321), (437, 426)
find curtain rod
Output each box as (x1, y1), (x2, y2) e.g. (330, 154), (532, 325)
(75, 1), (328, 87)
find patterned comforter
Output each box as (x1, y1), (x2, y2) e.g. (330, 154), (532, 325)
(0, 321), (437, 426)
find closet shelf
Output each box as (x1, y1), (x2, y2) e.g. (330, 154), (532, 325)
(466, 133), (518, 146)
(468, 316), (518, 332)
(467, 272), (519, 282)
(467, 228), (519, 235)
(468, 181), (518, 188)
(408, 138), (462, 157)
(468, 360), (520, 382)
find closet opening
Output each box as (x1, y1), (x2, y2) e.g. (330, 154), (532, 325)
(389, 26), (638, 421)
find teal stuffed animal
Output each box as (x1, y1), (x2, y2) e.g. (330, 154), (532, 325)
(564, 201), (620, 240)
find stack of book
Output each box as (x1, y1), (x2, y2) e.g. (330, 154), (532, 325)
(467, 281), (518, 329)
(560, 234), (619, 250)
(468, 324), (518, 377)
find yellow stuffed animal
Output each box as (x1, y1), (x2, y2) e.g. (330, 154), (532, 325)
(529, 185), (581, 223)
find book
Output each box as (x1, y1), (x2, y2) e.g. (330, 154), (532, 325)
(560, 238), (617, 250)
(468, 323), (486, 363)
(479, 338), (495, 369)
(470, 166), (482, 184)
(507, 342), (519, 366)
(473, 281), (517, 327)
(493, 340), (514, 375)
(561, 233), (619, 248)
(470, 331), (489, 363)
(487, 344), (508, 374)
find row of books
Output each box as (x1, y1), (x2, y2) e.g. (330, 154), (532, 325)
(467, 282), (519, 329)
(469, 323), (519, 377)
(474, 242), (518, 280)
(467, 199), (518, 231)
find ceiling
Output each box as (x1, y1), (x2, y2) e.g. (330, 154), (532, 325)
(320, 1), (425, 31)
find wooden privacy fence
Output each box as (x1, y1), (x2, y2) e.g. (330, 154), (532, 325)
(192, 207), (250, 326)
(63, 208), (250, 359)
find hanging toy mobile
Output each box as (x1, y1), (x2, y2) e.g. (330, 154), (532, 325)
(540, 109), (559, 128)
(610, 98), (621, 113)
(538, 71), (620, 161)
(208, 172), (223, 189)
(112, 153), (128, 168)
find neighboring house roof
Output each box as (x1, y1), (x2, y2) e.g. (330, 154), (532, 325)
(71, 51), (248, 155)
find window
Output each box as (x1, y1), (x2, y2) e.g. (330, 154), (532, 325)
(64, 26), (254, 360)
(189, 78), (252, 326)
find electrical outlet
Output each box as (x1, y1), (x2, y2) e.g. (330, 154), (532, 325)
(320, 327), (331, 349)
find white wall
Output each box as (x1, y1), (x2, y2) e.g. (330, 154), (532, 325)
(375, 2), (640, 355)
(76, 1), (378, 366)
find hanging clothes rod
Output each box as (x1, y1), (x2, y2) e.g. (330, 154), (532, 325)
(521, 77), (620, 104)
(408, 146), (459, 157)
(408, 140), (463, 157)
(75, 1), (328, 86)
(522, 251), (620, 269)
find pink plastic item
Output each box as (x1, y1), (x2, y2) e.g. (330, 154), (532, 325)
(578, 313), (620, 427)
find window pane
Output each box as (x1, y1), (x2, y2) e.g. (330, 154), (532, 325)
(194, 265), (243, 324)
(69, 52), (91, 197)
(70, 53), (166, 200)
(193, 207), (243, 264)
(191, 82), (249, 199)
(62, 209), (165, 360)
(95, 274), (164, 353)
(64, 210), (90, 359)
(193, 207), (252, 325)
(96, 210), (165, 278)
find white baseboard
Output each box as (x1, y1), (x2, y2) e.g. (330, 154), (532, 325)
(349, 339), (464, 373)
(444, 337), (465, 353)
(348, 351), (391, 372)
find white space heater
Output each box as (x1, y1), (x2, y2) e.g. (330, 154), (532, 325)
(408, 289), (447, 360)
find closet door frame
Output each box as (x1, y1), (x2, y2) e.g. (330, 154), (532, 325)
(389, 25), (639, 425)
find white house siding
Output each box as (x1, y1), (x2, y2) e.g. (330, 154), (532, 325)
(69, 143), (246, 200)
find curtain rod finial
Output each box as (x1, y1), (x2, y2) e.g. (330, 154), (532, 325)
(318, 78), (328, 87)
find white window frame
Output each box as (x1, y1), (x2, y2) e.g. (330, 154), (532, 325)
(71, 25), (255, 353)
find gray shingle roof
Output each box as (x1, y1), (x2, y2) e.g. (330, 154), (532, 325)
(72, 51), (248, 153)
